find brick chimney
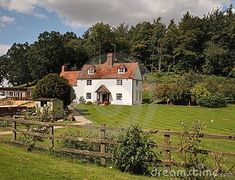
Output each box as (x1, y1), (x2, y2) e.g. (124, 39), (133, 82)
(106, 53), (113, 67)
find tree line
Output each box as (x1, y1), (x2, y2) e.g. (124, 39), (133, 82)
(0, 6), (235, 86)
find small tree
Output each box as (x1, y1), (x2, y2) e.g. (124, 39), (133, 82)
(32, 73), (75, 107)
(113, 124), (160, 175)
(179, 121), (209, 179)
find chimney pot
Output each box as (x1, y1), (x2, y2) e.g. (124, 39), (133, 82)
(61, 65), (66, 73)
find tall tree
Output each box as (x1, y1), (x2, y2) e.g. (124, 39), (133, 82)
(2, 43), (32, 86)
(85, 22), (115, 58)
(113, 23), (131, 53)
(150, 17), (166, 72)
(129, 21), (153, 69)
(203, 42), (231, 76)
(160, 19), (179, 72)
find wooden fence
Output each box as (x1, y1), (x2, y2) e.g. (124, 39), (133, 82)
(0, 118), (235, 167)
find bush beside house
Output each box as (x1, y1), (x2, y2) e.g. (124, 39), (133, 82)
(32, 73), (75, 107)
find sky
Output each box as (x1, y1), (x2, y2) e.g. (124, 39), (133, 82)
(0, 0), (234, 56)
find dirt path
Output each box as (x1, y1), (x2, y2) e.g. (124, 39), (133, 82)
(0, 131), (11, 135)
(69, 106), (93, 125)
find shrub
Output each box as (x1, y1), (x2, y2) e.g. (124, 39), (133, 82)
(79, 96), (86, 104)
(191, 83), (210, 101)
(113, 125), (160, 175)
(32, 73), (75, 107)
(179, 121), (209, 178)
(197, 95), (227, 108)
(86, 101), (92, 105)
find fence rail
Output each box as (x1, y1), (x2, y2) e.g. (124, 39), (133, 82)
(0, 117), (235, 166)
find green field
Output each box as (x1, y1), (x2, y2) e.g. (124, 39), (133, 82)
(0, 142), (156, 180)
(75, 104), (235, 135)
(1, 104), (234, 179)
(75, 103), (235, 155)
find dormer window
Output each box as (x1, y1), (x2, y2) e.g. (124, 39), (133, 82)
(88, 69), (94, 74)
(88, 66), (95, 74)
(118, 68), (125, 74)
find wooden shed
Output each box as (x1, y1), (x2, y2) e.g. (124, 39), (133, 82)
(35, 98), (64, 119)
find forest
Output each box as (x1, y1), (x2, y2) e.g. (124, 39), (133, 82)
(0, 7), (235, 86)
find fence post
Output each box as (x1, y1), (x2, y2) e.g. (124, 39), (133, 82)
(163, 131), (171, 170)
(12, 120), (16, 141)
(50, 125), (54, 151)
(100, 124), (106, 166)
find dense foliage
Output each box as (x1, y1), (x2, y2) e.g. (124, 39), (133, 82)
(113, 125), (159, 175)
(144, 72), (235, 107)
(32, 74), (75, 106)
(1, 7), (235, 85)
(197, 95), (227, 108)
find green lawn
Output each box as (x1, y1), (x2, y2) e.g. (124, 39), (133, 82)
(0, 143), (157, 180)
(75, 104), (235, 155)
(75, 104), (235, 135)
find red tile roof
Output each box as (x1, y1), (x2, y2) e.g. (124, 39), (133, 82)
(60, 68), (80, 86)
(60, 53), (140, 86)
(78, 62), (139, 79)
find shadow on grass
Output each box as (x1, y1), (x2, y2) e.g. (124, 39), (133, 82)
(75, 109), (90, 116)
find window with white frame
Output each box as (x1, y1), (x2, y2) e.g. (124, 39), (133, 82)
(88, 69), (94, 74)
(87, 80), (92, 85)
(117, 79), (123, 85)
(116, 93), (122, 100)
(86, 93), (91, 99)
(118, 68), (125, 74)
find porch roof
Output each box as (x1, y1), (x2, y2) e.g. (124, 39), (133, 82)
(95, 85), (111, 94)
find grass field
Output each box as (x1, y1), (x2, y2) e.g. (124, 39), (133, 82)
(75, 104), (235, 135)
(0, 104), (234, 179)
(0, 142), (156, 180)
(75, 103), (235, 156)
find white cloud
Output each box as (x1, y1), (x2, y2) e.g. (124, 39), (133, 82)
(0, 0), (231, 28)
(0, 0), (38, 13)
(0, 44), (10, 56)
(0, 0), (45, 18)
(38, 0), (230, 27)
(0, 15), (15, 28)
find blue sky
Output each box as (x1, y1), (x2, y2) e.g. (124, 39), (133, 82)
(0, 6), (85, 44)
(0, 0), (234, 55)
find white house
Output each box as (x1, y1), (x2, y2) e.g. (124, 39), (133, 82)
(61, 53), (143, 105)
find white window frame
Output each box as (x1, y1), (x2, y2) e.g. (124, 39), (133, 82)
(118, 68), (125, 74)
(116, 93), (122, 100)
(87, 80), (92, 86)
(88, 69), (94, 74)
(117, 79), (123, 86)
(86, 93), (91, 99)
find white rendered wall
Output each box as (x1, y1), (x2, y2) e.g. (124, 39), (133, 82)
(74, 79), (134, 105)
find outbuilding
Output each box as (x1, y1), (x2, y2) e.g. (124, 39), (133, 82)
(35, 98), (64, 119)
